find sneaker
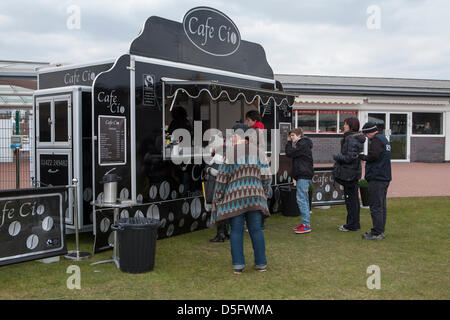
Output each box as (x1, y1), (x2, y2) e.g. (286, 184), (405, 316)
(294, 224), (311, 234)
(233, 268), (245, 274)
(339, 225), (360, 232)
(362, 232), (385, 240)
(293, 224), (304, 231)
(253, 265), (267, 272)
(338, 225), (350, 232)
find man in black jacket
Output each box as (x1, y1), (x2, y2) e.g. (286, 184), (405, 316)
(285, 128), (314, 234)
(359, 122), (392, 240)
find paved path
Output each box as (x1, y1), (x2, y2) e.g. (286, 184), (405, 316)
(316, 162), (450, 198)
(384, 163), (450, 198)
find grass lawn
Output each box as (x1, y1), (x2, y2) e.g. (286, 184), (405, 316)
(0, 196), (449, 300)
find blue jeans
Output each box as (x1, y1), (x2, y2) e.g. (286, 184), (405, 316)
(229, 210), (267, 270)
(296, 179), (311, 227)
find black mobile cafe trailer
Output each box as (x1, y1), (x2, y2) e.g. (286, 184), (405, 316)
(33, 7), (297, 252)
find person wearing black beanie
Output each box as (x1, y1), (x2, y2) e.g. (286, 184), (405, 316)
(359, 122), (392, 240)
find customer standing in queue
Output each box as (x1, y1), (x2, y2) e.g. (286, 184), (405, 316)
(206, 134), (230, 243)
(333, 117), (366, 232)
(359, 122), (392, 240)
(245, 109), (267, 230)
(285, 128), (314, 234)
(210, 123), (272, 274)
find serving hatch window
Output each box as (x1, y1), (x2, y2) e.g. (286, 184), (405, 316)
(163, 94), (259, 159)
(412, 112), (443, 135)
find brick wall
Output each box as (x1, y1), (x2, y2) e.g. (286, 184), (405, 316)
(307, 135), (342, 164)
(410, 137), (445, 162)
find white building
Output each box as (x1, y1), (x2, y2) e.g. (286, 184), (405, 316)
(276, 74), (450, 163)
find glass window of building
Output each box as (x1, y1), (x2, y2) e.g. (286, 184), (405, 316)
(295, 110), (359, 133)
(297, 110), (316, 132)
(339, 111), (358, 133)
(318, 111), (337, 132)
(412, 113), (443, 135)
(368, 113), (387, 135)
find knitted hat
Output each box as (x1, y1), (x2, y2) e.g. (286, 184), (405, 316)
(361, 122), (378, 134)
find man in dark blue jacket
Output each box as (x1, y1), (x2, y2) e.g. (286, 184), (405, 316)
(359, 122), (392, 240)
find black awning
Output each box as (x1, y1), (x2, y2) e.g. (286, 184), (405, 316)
(163, 79), (296, 108)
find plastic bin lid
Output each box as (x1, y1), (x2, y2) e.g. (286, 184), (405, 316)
(279, 185), (296, 191)
(116, 217), (160, 228)
(101, 173), (122, 184)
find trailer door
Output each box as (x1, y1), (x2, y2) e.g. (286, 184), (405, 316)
(36, 95), (72, 148)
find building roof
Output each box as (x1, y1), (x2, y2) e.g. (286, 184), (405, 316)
(275, 74), (450, 97)
(0, 85), (34, 108)
(0, 60), (50, 108)
(0, 60), (50, 80)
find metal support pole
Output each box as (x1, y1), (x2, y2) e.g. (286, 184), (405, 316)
(65, 178), (91, 261)
(15, 147), (20, 189)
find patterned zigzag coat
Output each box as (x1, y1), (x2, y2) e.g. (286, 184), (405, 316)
(210, 143), (272, 226)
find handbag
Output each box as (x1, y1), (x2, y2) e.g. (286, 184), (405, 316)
(333, 162), (360, 184)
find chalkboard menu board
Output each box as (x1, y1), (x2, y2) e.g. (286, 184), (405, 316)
(278, 104), (291, 119)
(98, 116), (127, 165)
(311, 167), (345, 206)
(261, 103), (273, 117)
(279, 122), (291, 154)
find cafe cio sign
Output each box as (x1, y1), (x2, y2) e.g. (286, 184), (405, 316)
(0, 187), (67, 266)
(183, 7), (241, 56)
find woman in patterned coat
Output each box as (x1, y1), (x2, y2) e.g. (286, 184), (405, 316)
(211, 123), (272, 274)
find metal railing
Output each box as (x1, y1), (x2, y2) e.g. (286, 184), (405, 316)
(0, 108), (34, 190)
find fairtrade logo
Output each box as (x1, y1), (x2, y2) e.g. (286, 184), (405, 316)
(183, 7), (241, 56)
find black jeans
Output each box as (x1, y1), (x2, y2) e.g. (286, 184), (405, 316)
(343, 181), (360, 230)
(368, 180), (390, 235)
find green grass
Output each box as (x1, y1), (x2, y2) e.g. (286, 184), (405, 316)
(1, 197), (449, 300)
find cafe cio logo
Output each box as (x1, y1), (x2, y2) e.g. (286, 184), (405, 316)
(183, 7), (241, 57)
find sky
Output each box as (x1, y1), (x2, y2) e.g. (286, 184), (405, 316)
(1, 0), (450, 79)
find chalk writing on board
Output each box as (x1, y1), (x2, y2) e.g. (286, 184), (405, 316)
(98, 116), (126, 165)
(279, 122), (291, 154)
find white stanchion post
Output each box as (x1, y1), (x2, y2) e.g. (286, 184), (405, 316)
(65, 178), (91, 261)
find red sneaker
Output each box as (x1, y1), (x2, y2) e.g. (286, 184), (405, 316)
(294, 224), (311, 234)
(293, 224), (304, 231)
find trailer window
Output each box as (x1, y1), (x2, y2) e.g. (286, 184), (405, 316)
(163, 96), (258, 159)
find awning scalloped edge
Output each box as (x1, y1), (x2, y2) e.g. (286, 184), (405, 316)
(167, 87), (294, 107)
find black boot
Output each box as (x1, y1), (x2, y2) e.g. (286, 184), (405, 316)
(210, 223), (228, 242)
(210, 232), (227, 242)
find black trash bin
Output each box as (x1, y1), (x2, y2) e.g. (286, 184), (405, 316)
(112, 217), (160, 274)
(280, 185), (301, 217)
